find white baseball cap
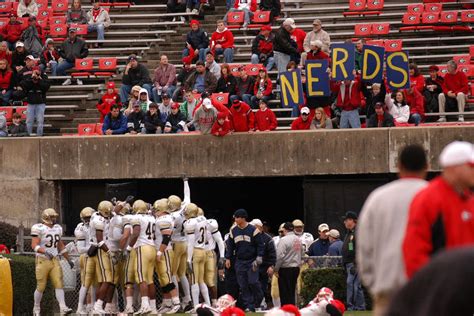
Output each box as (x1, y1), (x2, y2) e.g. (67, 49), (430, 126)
(310, 40), (323, 48)
(301, 107), (310, 115)
(439, 141), (474, 168)
(203, 98), (212, 109)
(283, 18), (296, 29)
(318, 223), (329, 232)
(326, 229), (340, 238)
(250, 219), (263, 227)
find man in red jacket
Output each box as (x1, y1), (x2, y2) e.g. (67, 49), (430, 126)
(210, 20), (234, 63)
(403, 141), (474, 279)
(437, 60), (469, 122)
(1, 12), (25, 51)
(229, 99), (254, 132)
(331, 75), (362, 128)
(291, 106), (312, 130)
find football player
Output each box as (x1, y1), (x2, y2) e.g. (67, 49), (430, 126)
(129, 200), (157, 314)
(75, 207), (93, 314)
(121, 202), (139, 314)
(195, 294), (238, 316)
(183, 203), (211, 307)
(300, 287), (345, 316)
(292, 219), (314, 301)
(154, 198), (181, 313)
(31, 208), (73, 316)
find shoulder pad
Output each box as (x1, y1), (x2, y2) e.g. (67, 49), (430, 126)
(207, 219), (219, 233)
(31, 223), (44, 236)
(184, 218), (196, 234)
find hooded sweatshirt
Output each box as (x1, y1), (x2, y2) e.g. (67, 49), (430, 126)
(137, 88), (152, 112)
(193, 106), (217, 135)
(210, 27), (234, 55)
(96, 91), (120, 123)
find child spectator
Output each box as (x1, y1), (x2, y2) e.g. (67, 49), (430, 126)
(159, 93), (172, 123)
(211, 111), (231, 136)
(96, 82), (120, 123)
(210, 20), (234, 63)
(193, 98), (217, 134)
(124, 85), (141, 115)
(254, 99), (277, 131)
(361, 81), (386, 119)
(386, 90), (410, 124)
(409, 63), (425, 94)
(127, 102), (145, 134)
(180, 90), (199, 123)
(183, 20), (209, 63)
(102, 104), (127, 135)
(87, 0), (111, 48)
(424, 65), (444, 114)
(231, 66), (254, 104)
(2, 13), (25, 52)
(39, 38), (59, 76)
(251, 25), (274, 71)
(8, 112), (28, 136)
(251, 68), (272, 108)
(21, 16), (44, 58)
(136, 88), (152, 112)
(164, 102), (188, 133)
(367, 102), (394, 128)
(311, 107), (332, 129)
(224, 0), (257, 28)
(143, 102), (163, 134)
(216, 63), (237, 100)
(229, 99), (254, 132)
(0, 58), (15, 106)
(291, 106), (312, 130)
(0, 41), (12, 66)
(67, 0), (88, 25)
(17, 0), (38, 17)
(404, 87), (424, 126)
(0, 110), (7, 137)
(12, 41), (29, 73)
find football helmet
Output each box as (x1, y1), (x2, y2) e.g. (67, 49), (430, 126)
(132, 199), (148, 214)
(168, 195), (182, 212)
(80, 207), (94, 223)
(184, 203), (198, 219)
(41, 208), (59, 225)
(97, 201), (113, 218)
(217, 294), (236, 310)
(292, 219), (304, 227)
(316, 287), (334, 302)
(153, 198), (170, 213)
(197, 207), (204, 216)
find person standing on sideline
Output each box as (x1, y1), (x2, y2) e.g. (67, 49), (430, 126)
(273, 222), (303, 306)
(225, 209), (265, 312)
(327, 229), (343, 256)
(342, 211), (365, 311)
(357, 144), (428, 316)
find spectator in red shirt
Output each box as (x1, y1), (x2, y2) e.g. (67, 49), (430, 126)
(403, 141), (474, 279)
(254, 99), (277, 131)
(0, 41), (13, 66)
(409, 63), (425, 94)
(211, 111), (232, 136)
(291, 106), (313, 130)
(438, 60), (469, 122)
(210, 20), (234, 63)
(306, 40), (330, 63)
(229, 99), (254, 132)
(96, 81), (121, 123)
(251, 68), (273, 108)
(251, 25), (275, 71)
(332, 75), (363, 128)
(404, 87), (424, 126)
(0, 58), (15, 106)
(1, 12), (25, 51)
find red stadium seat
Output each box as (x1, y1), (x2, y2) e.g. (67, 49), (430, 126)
(439, 11), (458, 23)
(437, 65), (448, 77)
(0, 107), (13, 122)
(470, 45), (474, 57)
(95, 57), (117, 77)
(15, 106), (27, 120)
(72, 58), (94, 78)
(38, 8), (52, 20)
(95, 123), (104, 135)
(49, 23), (67, 40)
(354, 24), (372, 36)
(461, 10), (474, 23)
(37, 18), (48, 28)
(366, 39), (384, 47)
(12, 2), (19, 12)
(422, 12), (439, 24)
(0, 18), (8, 28)
(407, 4), (424, 14)
(372, 23), (389, 35)
(248, 10), (270, 29)
(384, 39), (403, 52)
(453, 55), (471, 66)
(425, 3), (442, 13)
(349, 0), (366, 11)
(403, 13), (421, 25)
(49, 16), (67, 26)
(458, 65), (474, 77)
(36, 0), (48, 11)
(52, 0), (68, 14)
(366, 0), (384, 10)
(211, 93), (229, 106)
(0, 2), (12, 14)
(70, 23), (88, 35)
(78, 124), (98, 136)
(245, 64), (263, 76)
(229, 64), (242, 77)
(226, 11), (244, 29)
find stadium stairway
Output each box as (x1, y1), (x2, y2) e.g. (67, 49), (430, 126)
(41, 0), (474, 135)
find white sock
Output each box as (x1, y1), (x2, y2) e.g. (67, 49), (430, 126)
(34, 290), (43, 308)
(105, 303), (114, 311)
(180, 276), (191, 303)
(272, 297), (281, 308)
(150, 299), (156, 310)
(141, 296), (150, 309)
(94, 299), (104, 309)
(172, 296), (180, 305)
(199, 283), (210, 306)
(191, 284), (200, 306)
(78, 286), (87, 310)
(86, 303), (93, 311)
(55, 289), (67, 309)
(126, 296), (133, 308)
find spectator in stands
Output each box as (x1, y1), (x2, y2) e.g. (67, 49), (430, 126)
(21, 16), (43, 58)
(332, 75), (362, 128)
(327, 229), (342, 256)
(354, 39), (365, 72)
(367, 102), (395, 128)
(386, 91), (409, 124)
(96, 81), (120, 123)
(251, 68), (272, 108)
(0, 110), (6, 137)
(210, 20), (234, 63)
(307, 223), (330, 256)
(39, 38), (59, 76)
(21, 66), (50, 136)
(167, 0), (186, 22)
(17, 54), (36, 83)
(11, 42), (29, 73)
(254, 99), (277, 131)
(180, 90), (198, 125)
(184, 61), (217, 94)
(102, 104), (127, 135)
(362, 82), (386, 119)
(193, 97), (217, 134)
(119, 54), (152, 104)
(136, 88), (152, 112)
(230, 66), (254, 104)
(290, 106), (312, 130)
(224, 0), (256, 29)
(0, 58), (15, 106)
(183, 20), (209, 63)
(152, 55), (177, 104)
(57, 28), (89, 85)
(251, 25), (274, 71)
(404, 87), (424, 126)
(205, 51), (221, 80)
(124, 85), (141, 115)
(301, 19), (330, 67)
(229, 99), (254, 132)
(290, 25), (306, 64)
(158, 93), (172, 123)
(216, 63), (237, 99)
(310, 107), (332, 129)
(259, 0), (280, 21)
(274, 18), (299, 75)
(8, 112), (28, 136)
(18, 0), (38, 18)
(306, 40), (330, 63)
(127, 102), (145, 135)
(67, 0), (88, 25)
(87, 0), (111, 48)
(409, 63), (425, 94)
(173, 61), (194, 101)
(424, 65), (444, 115)
(438, 60), (469, 122)
(0, 42), (13, 67)
(211, 111), (231, 136)
(1, 12), (25, 51)
(143, 102), (163, 134)
(164, 102), (188, 133)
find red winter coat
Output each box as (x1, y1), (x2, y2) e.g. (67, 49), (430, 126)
(404, 89), (425, 117)
(0, 69), (14, 90)
(291, 116), (313, 130)
(0, 51), (12, 67)
(254, 108), (277, 131)
(410, 74), (425, 94)
(403, 177), (474, 279)
(307, 50), (330, 63)
(210, 28), (234, 54)
(332, 78), (363, 111)
(253, 78), (272, 97)
(229, 101), (254, 132)
(96, 92), (120, 123)
(1, 22), (25, 43)
(442, 71), (469, 95)
(211, 119), (232, 136)
(290, 28), (306, 53)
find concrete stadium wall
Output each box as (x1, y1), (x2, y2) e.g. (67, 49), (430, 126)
(1, 126), (473, 226)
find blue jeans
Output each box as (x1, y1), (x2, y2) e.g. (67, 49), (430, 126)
(230, 94), (252, 106)
(225, 0), (233, 10)
(183, 48), (207, 62)
(214, 47), (234, 63)
(56, 60), (74, 76)
(152, 85), (176, 103)
(40, 61), (58, 76)
(346, 263), (366, 311)
(224, 8), (252, 25)
(1, 89), (12, 106)
(88, 23), (105, 41)
(235, 260), (262, 311)
(0, 130), (7, 137)
(340, 109), (361, 128)
(409, 113), (421, 126)
(120, 83), (153, 104)
(26, 103), (46, 136)
(251, 54), (275, 71)
(274, 51), (290, 76)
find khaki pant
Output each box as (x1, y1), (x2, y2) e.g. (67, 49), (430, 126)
(136, 245), (156, 285)
(35, 257), (63, 291)
(191, 248), (206, 284)
(155, 249), (174, 287)
(204, 250), (216, 287)
(438, 92), (466, 115)
(172, 241), (187, 278)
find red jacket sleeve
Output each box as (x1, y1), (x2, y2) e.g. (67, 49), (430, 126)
(269, 110), (277, 130)
(455, 72), (469, 94)
(247, 109), (255, 130)
(222, 30), (234, 49)
(263, 78), (273, 96)
(291, 117), (300, 130)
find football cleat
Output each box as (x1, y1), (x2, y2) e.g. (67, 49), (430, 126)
(123, 306), (135, 314)
(33, 307), (41, 316)
(183, 302), (194, 313)
(134, 305), (152, 315)
(59, 306), (72, 315)
(165, 304), (181, 314)
(157, 305), (171, 314)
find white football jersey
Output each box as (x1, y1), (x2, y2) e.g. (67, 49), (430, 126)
(171, 211), (187, 242)
(31, 223), (63, 258)
(74, 222), (90, 254)
(183, 215), (208, 249)
(155, 214), (174, 251)
(272, 235), (281, 248)
(107, 214), (124, 252)
(132, 214), (156, 248)
(204, 219), (219, 251)
(297, 232), (314, 253)
(89, 213), (110, 245)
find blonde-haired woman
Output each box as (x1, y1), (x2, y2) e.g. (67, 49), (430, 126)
(311, 107), (333, 129)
